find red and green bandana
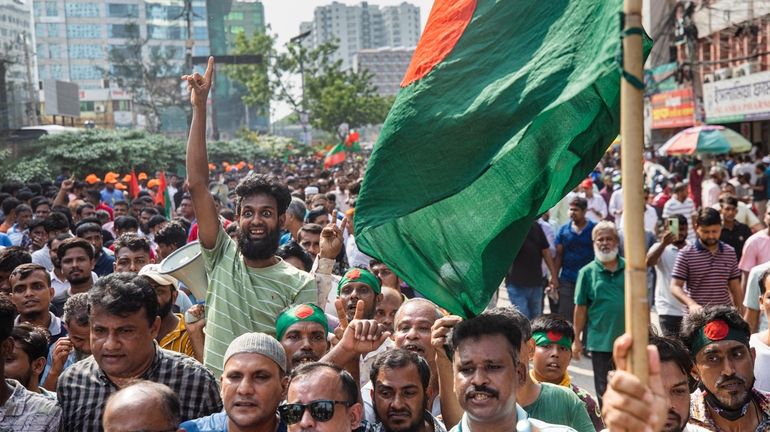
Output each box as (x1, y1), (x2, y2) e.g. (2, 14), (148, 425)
(337, 268), (381, 295)
(275, 303), (329, 341)
(532, 330), (572, 350)
(690, 319), (750, 357)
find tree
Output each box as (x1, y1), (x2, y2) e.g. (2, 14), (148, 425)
(225, 33), (393, 140)
(105, 23), (189, 133)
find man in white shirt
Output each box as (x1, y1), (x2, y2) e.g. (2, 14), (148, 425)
(579, 179), (607, 223)
(647, 214), (688, 336)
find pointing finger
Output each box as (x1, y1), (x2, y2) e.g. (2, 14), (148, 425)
(335, 298), (348, 330)
(353, 300), (365, 321)
(204, 56), (215, 81)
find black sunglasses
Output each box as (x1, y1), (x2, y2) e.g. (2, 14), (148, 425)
(278, 400), (354, 425)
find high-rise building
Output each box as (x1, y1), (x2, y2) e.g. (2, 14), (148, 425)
(0, 0), (37, 130)
(33, 0), (211, 131)
(353, 46), (413, 96)
(300, 1), (419, 70)
(206, 0), (268, 138)
(381, 2), (420, 48)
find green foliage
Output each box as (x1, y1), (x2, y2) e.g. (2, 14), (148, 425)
(225, 32), (394, 139)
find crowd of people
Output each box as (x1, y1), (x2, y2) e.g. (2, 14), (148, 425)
(0, 59), (769, 432)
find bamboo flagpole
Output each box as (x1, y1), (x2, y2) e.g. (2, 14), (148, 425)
(620, 0), (649, 383)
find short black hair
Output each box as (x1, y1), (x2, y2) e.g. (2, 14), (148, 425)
(114, 200), (129, 209)
(483, 305), (532, 340)
(0, 296), (16, 341)
(27, 218), (46, 232)
(11, 323), (50, 363)
(31, 197), (51, 213)
(14, 203), (31, 215)
(114, 216), (139, 232)
(234, 174), (291, 216)
(75, 222), (102, 238)
(0, 247), (32, 273)
(140, 207), (159, 217)
(451, 313), (522, 363)
(298, 223), (323, 240)
(680, 306), (749, 356)
(154, 222), (187, 249)
(9, 263), (50, 287)
(113, 233), (150, 255)
(276, 241), (313, 272)
(719, 195), (738, 207)
(43, 212), (70, 233)
(63, 292), (90, 327)
(289, 362), (358, 405)
(370, 348), (430, 392)
(531, 314), (575, 342)
(147, 215), (167, 230)
(569, 196), (587, 210)
(76, 203), (95, 216)
(696, 207), (721, 227)
(304, 207), (327, 224)
(57, 237), (95, 261)
(1, 197), (20, 215)
(759, 267), (770, 296)
(649, 330), (692, 377)
(89, 273), (159, 326)
(47, 233), (73, 249)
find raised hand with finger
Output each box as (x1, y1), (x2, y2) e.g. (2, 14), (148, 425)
(181, 56), (214, 109)
(337, 299), (390, 355)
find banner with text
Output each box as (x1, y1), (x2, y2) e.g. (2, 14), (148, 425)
(651, 88), (695, 129)
(703, 70), (770, 123)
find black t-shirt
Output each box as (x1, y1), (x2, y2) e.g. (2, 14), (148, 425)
(506, 222), (549, 286)
(720, 221), (753, 261)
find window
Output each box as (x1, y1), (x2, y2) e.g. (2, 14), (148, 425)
(80, 101), (95, 112)
(34, 23), (44, 38)
(227, 26), (243, 36)
(67, 25), (101, 39)
(107, 4), (138, 18)
(69, 44), (102, 59)
(33, 1), (44, 17)
(47, 24), (61, 38)
(48, 44), (62, 59)
(65, 3), (100, 17)
(45, 1), (58, 16)
(226, 12), (243, 20)
(108, 24), (138, 39)
(112, 100), (130, 111)
(70, 65), (103, 80)
(193, 26), (207, 40)
(38, 65), (48, 80)
(145, 4), (183, 20)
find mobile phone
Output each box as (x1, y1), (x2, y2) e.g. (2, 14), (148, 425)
(668, 217), (679, 237)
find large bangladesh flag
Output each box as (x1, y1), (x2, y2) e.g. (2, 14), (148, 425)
(355, 0), (649, 317)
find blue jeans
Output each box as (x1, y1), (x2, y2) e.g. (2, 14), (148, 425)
(506, 283), (543, 320)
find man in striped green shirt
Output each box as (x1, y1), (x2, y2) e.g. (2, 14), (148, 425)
(184, 59), (316, 376)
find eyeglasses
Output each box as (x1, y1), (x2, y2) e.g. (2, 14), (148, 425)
(278, 400), (354, 425)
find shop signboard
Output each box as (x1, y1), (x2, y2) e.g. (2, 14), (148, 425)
(651, 87), (695, 129)
(702, 70), (770, 123)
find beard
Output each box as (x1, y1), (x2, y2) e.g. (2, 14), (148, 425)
(67, 273), (91, 285)
(158, 299), (173, 318)
(238, 227), (280, 261)
(594, 246), (619, 263)
(662, 409), (687, 432)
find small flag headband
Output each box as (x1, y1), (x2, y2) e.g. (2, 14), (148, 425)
(337, 268), (381, 295)
(275, 303), (329, 341)
(532, 330), (572, 350)
(690, 319), (749, 357)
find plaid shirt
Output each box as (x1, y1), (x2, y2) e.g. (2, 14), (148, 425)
(57, 342), (222, 432)
(0, 379), (60, 432)
(690, 387), (770, 431)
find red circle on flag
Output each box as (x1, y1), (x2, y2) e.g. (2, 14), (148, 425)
(400, 0), (477, 87)
(295, 305), (314, 319)
(546, 330), (562, 342)
(704, 320), (729, 341)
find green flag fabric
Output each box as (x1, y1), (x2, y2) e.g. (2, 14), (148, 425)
(355, 0), (647, 317)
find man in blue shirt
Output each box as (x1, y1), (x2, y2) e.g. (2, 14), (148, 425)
(554, 197), (596, 319)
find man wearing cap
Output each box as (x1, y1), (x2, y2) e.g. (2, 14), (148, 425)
(579, 179), (607, 223)
(180, 332), (289, 432)
(139, 265), (202, 361)
(100, 173), (124, 208)
(276, 303), (330, 373)
(681, 305), (770, 431)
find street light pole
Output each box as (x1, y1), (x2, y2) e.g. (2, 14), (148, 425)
(290, 30), (312, 145)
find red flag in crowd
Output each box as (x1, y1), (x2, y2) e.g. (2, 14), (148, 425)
(129, 169), (140, 199)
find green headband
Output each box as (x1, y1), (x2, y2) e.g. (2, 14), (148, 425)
(337, 268), (381, 295)
(690, 319), (750, 358)
(275, 303), (329, 341)
(532, 330), (572, 350)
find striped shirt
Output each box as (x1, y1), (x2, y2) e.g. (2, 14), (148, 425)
(159, 313), (195, 358)
(671, 240), (740, 307)
(201, 225), (316, 377)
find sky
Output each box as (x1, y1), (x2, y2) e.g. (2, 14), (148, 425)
(258, 0), (433, 121)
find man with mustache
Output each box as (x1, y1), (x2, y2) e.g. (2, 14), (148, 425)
(572, 221), (625, 407)
(51, 238), (95, 317)
(446, 313), (574, 431)
(682, 306), (770, 431)
(183, 58), (316, 377)
(670, 208), (742, 314)
(276, 303), (330, 373)
(369, 349), (447, 432)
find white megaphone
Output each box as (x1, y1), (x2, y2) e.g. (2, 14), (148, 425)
(159, 241), (208, 301)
